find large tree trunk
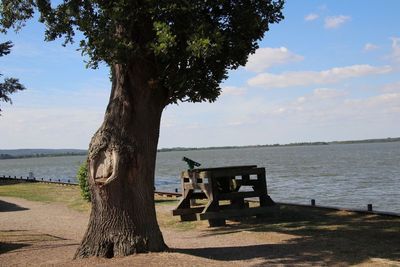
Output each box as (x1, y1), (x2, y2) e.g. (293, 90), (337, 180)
(74, 62), (168, 258)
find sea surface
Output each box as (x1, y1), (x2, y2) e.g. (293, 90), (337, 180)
(1, 142), (399, 213)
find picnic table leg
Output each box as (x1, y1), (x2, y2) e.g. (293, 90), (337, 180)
(176, 189), (197, 221)
(229, 176), (247, 209)
(204, 175), (226, 227)
(257, 169), (275, 207)
(254, 169), (274, 219)
(203, 199), (226, 226)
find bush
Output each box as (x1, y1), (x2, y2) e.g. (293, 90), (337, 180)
(76, 161), (91, 202)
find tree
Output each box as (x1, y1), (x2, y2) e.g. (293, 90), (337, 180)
(1, 0), (284, 258)
(76, 161), (91, 202)
(0, 40), (25, 113)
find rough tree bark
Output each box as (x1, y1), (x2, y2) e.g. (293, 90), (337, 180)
(74, 62), (169, 258)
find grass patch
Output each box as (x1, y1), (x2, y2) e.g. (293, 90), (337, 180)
(157, 209), (204, 231)
(154, 196), (179, 206)
(0, 182), (90, 212)
(0, 182), (199, 231)
(154, 195), (206, 230)
(0, 183), (183, 214)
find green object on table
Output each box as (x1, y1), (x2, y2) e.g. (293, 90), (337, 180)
(182, 157), (201, 170)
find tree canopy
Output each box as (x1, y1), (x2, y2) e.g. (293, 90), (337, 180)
(1, 0), (284, 104)
(0, 40), (25, 113)
(1, 0), (285, 258)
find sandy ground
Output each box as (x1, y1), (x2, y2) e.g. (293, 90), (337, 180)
(0, 196), (399, 266)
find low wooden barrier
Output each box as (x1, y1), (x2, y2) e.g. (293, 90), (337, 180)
(0, 175), (77, 186)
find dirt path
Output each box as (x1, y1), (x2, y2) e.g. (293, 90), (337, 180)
(0, 196), (295, 266)
(1, 196), (399, 266)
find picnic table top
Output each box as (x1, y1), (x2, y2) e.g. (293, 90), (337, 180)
(187, 165), (258, 172)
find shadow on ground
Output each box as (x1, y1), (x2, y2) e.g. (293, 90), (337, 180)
(176, 204), (400, 265)
(0, 200), (29, 212)
(0, 242), (29, 254)
(0, 229), (78, 256)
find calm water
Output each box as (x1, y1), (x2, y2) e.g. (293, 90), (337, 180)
(1, 142), (399, 213)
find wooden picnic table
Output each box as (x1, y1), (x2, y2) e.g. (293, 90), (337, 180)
(172, 165), (275, 226)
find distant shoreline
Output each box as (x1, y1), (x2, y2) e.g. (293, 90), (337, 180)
(1, 137), (399, 159)
(157, 137), (400, 152)
(0, 152), (87, 160)
(0, 150), (87, 160)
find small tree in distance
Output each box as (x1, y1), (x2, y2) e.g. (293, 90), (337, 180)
(0, 41), (25, 114)
(1, 0), (285, 258)
(76, 161), (91, 202)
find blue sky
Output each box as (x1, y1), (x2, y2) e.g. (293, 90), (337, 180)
(1, 0), (399, 149)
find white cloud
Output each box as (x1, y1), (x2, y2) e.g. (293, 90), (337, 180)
(258, 89), (400, 128)
(324, 15), (351, 29)
(248, 64), (392, 88)
(221, 86), (246, 96)
(363, 43), (379, 52)
(311, 88), (347, 99)
(245, 47), (303, 73)
(0, 79), (111, 149)
(0, 106), (104, 149)
(381, 81), (400, 93)
(390, 37), (400, 63)
(344, 93), (400, 114)
(305, 13), (319, 21)
(283, 88), (348, 116)
(160, 86), (400, 147)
